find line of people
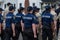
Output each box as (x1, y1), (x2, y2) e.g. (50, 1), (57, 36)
(0, 3), (60, 40)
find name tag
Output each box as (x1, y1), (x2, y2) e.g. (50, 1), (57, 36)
(42, 15), (50, 18)
(6, 16), (12, 19)
(16, 16), (21, 18)
(23, 17), (32, 20)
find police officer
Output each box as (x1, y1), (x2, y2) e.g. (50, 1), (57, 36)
(33, 7), (39, 40)
(3, 3), (12, 31)
(55, 4), (60, 37)
(4, 6), (15, 40)
(0, 8), (4, 40)
(50, 5), (57, 40)
(4, 3), (12, 20)
(41, 5), (55, 40)
(15, 7), (25, 40)
(22, 6), (37, 40)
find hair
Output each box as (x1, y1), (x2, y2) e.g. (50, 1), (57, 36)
(18, 9), (21, 13)
(7, 3), (12, 6)
(32, 9), (37, 15)
(27, 6), (33, 12)
(51, 5), (55, 9)
(18, 9), (24, 13)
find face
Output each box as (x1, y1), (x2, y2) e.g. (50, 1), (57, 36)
(59, 6), (60, 8)
(30, 10), (33, 13)
(22, 9), (25, 13)
(51, 8), (55, 11)
(9, 5), (12, 7)
(12, 9), (15, 13)
(0, 11), (2, 14)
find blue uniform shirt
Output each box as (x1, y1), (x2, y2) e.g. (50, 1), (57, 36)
(0, 14), (3, 23)
(41, 11), (53, 29)
(15, 13), (24, 23)
(33, 14), (39, 24)
(22, 13), (36, 28)
(5, 12), (15, 28)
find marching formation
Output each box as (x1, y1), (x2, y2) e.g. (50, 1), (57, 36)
(0, 3), (60, 40)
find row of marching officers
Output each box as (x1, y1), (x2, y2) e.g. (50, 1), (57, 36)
(0, 5), (40, 40)
(0, 3), (60, 40)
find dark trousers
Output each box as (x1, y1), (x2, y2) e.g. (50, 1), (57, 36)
(15, 24), (23, 40)
(57, 22), (60, 36)
(0, 29), (4, 40)
(23, 27), (34, 40)
(4, 27), (16, 40)
(42, 28), (53, 40)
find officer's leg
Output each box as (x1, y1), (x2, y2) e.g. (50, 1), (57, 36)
(1, 30), (4, 40)
(47, 29), (53, 40)
(23, 28), (34, 40)
(23, 32), (28, 40)
(4, 28), (11, 40)
(57, 22), (59, 36)
(15, 24), (21, 40)
(20, 26), (23, 37)
(42, 29), (47, 40)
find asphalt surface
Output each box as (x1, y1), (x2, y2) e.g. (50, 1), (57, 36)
(58, 29), (60, 40)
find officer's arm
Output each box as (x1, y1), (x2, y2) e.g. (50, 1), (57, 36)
(32, 23), (37, 37)
(0, 17), (3, 34)
(54, 14), (57, 29)
(39, 15), (42, 29)
(12, 23), (15, 33)
(21, 20), (24, 31)
(32, 17), (37, 38)
(51, 21), (55, 33)
(51, 16), (55, 32)
(0, 23), (2, 33)
(12, 16), (15, 34)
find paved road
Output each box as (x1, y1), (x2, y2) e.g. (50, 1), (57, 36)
(58, 29), (60, 40)
(18, 33), (23, 40)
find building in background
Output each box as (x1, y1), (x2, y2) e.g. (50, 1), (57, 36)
(0, 0), (41, 14)
(0, 0), (4, 8)
(3, 0), (41, 9)
(0, 0), (60, 14)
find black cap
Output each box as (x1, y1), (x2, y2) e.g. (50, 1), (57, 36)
(51, 5), (55, 8)
(45, 5), (51, 10)
(58, 4), (60, 6)
(37, 8), (40, 11)
(33, 6), (37, 10)
(33, 6), (40, 11)
(9, 6), (15, 11)
(27, 6), (33, 11)
(0, 8), (4, 11)
(19, 7), (25, 10)
(33, 6), (37, 12)
(7, 3), (12, 6)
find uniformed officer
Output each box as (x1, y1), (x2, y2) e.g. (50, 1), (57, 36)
(4, 6), (16, 40)
(4, 2), (12, 18)
(22, 6), (37, 40)
(41, 5), (55, 40)
(0, 8), (4, 40)
(33, 7), (39, 40)
(15, 7), (25, 40)
(50, 5), (57, 40)
(55, 4), (60, 37)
